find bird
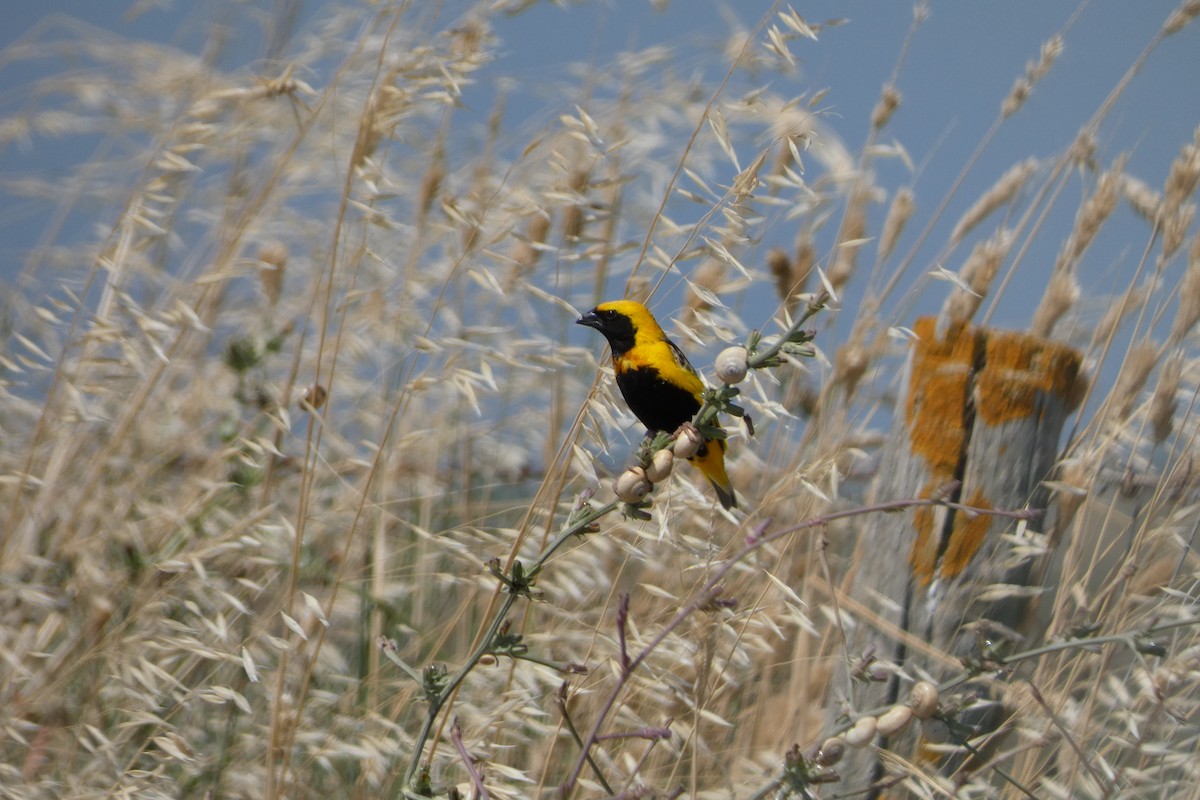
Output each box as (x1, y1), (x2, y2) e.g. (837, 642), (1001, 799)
(577, 299), (737, 509)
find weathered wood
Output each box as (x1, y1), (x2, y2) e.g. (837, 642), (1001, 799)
(910, 323), (1082, 662)
(830, 316), (1082, 796)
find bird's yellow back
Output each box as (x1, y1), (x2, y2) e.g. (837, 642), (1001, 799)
(595, 301), (706, 400)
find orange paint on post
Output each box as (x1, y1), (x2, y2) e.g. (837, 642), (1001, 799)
(903, 318), (980, 473)
(938, 488), (993, 580)
(975, 329), (1083, 426)
(901, 318), (1082, 588)
(905, 319), (982, 586)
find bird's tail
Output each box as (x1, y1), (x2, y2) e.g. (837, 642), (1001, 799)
(691, 438), (737, 510)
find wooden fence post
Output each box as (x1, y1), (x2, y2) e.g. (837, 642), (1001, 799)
(830, 316), (1083, 794)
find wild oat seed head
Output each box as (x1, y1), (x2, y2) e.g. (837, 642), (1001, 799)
(506, 212), (551, 288)
(529, 210), (552, 247)
(300, 384), (328, 411)
(683, 257), (727, 325)
(770, 106), (821, 154)
(942, 227), (1014, 328)
(877, 187), (915, 262)
(771, 135), (796, 177)
(418, 154), (445, 218)
(1121, 174), (1163, 223)
(1031, 269), (1081, 339)
(962, 227), (1015, 292)
(561, 168), (592, 240)
(950, 158), (1037, 244)
(1036, 35), (1064, 77)
(871, 84), (901, 130)
(1002, 34), (1062, 118)
(1078, 164), (1122, 245)
(793, 233), (816, 289)
(770, 235), (813, 312)
(1163, 134), (1200, 216)
(1168, 233), (1200, 344)
(767, 246), (794, 302)
(829, 186), (872, 291)
(1149, 354), (1181, 444)
(1054, 456), (1093, 527)
(1163, 0), (1200, 35)
(1069, 129), (1098, 169)
(257, 242), (287, 307)
(1111, 340), (1159, 425)
(1161, 202), (1194, 260)
(1095, 285), (1147, 344)
(1001, 81), (1030, 120)
(1055, 161), (1122, 273)
(832, 339), (870, 397)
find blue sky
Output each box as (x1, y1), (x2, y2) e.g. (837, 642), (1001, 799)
(2, 1), (1197, 333)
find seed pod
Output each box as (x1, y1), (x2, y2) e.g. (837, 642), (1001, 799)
(714, 346), (749, 385)
(258, 242), (287, 307)
(673, 424), (703, 459)
(876, 705), (914, 737)
(843, 716), (876, 748)
(815, 737), (845, 766)
(300, 384), (328, 410)
(614, 467), (652, 504)
(644, 448), (674, 483)
(908, 681), (939, 720)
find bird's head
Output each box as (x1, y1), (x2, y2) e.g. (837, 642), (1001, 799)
(576, 301), (654, 355)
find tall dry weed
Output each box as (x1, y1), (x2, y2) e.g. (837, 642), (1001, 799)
(1, 3), (1199, 799)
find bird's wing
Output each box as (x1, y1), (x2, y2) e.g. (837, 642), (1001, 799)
(667, 339), (697, 376)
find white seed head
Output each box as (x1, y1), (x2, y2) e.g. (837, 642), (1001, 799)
(614, 467), (652, 504)
(672, 423), (703, 459)
(876, 705), (914, 737)
(908, 681), (939, 719)
(644, 448), (675, 483)
(843, 716), (877, 747)
(815, 737), (845, 766)
(300, 384), (328, 410)
(714, 346), (749, 385)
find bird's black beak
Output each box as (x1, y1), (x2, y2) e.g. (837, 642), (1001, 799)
(576, 309), (601, 330)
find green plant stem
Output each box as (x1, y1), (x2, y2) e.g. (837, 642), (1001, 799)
(746, 291), (829, 370)
(401, 498), (619, 792)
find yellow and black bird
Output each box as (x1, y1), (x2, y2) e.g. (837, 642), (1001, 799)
(577, 300), (737, 509)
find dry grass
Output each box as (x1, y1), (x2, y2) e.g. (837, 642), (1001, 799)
(2, 2), (1199, 799)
